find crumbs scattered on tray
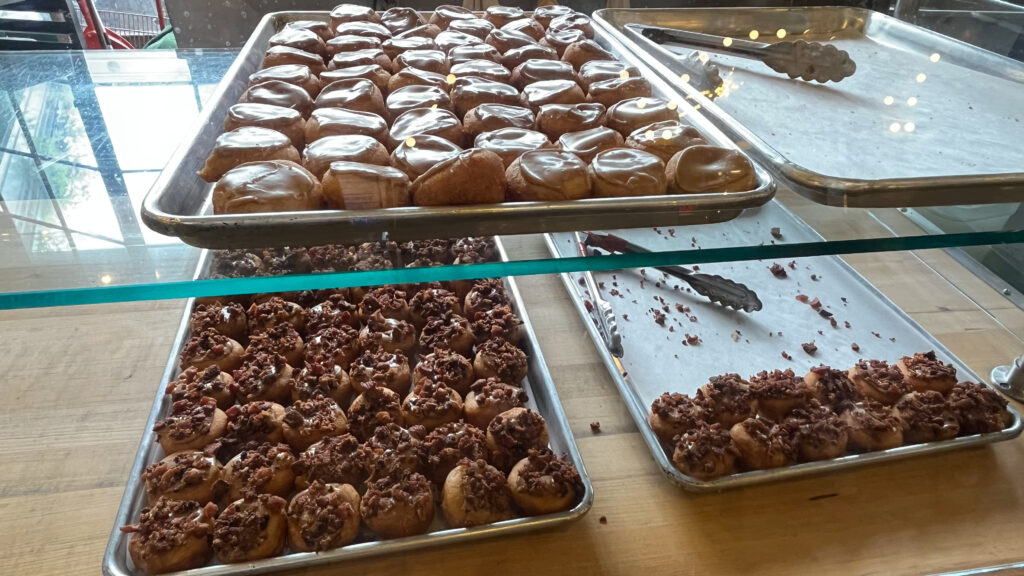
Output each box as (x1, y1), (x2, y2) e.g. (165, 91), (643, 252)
(683, 333), (701, 346)
(770, 263), (787, 278)
(590, 421), (601, 433)
(730, 330), (741, 342)
(802, 341), (817, 355)
(781, 351), (793, 361)
(872, 331), (881, 338)
(622, 313), (629, 321)
(770, 227), (782, 239)
(599, 516), (608, 525)
(851, 343), (860, 352)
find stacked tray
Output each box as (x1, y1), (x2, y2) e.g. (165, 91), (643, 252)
(546, 200), (1021, 491)
(103, 237), (592, 575)
(141, 9), (774, 250)
(593, 7), (1024, 207)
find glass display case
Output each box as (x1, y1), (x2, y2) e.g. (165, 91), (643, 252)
(2, 3), (1024, 576)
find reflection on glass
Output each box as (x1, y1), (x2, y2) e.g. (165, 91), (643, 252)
(94, 84), (200, 171)
(47, 165), (124, 245)
(14, 82), (97, 167)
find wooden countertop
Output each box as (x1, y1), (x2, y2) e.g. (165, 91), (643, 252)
(2, 193), (1023, 575)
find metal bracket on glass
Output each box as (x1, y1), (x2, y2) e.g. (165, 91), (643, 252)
(992, 356), (1024, 403)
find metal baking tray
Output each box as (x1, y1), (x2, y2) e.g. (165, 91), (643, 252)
(102, 238), (593, 575)
(593, 7), (1024, 208)
(545, 200), (1022, 491)
(139, 10), (775, 250)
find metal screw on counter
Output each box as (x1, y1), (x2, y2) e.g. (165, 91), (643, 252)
(992, 356), (1024, 402)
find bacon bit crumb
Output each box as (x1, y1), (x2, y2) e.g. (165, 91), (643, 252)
(809, 298), (822, 309)
(609, 289), (620, 297)
(781, 351), (793, 360)
(844, 321), (851, 328)
(769, 263), (787, 278)
(684, 333), (700, 345)
(871, 331), (881, 338)
(817, 330), (824, 335)
(851, 343), (860, 352)
(796, 294), (809, 303)
(889, 337), (896, 342)
(640, 269), (647, 277)
(577, 277), (586, 286)
(730, 331), (741, 342)
(590, 421), (601, 433)
(668, 229), (676, 237)
(777, 331), (783, 337)
(622, 314), (629, 321)
(693, 265), (700, 271)
(688, 316), (698, 323)
(584, 300), (593, 312)
(598, 282), (605, 289)
(788, 261), (797, 269)
(829, 317), (838, 328)
(841, 297), (848, 303)
(802, 341), (817, 354)
(810, 274), (819, 281)
(639, 280), (645, 289)
(599, 516), (607, 525)
(668, 326), (675, 332)
(653, 310), (666, 326)
(770, 227), (782, 239)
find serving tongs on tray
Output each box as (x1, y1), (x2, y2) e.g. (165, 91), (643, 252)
(574, 232), (624, 358)
(623, 23), (856, 85)
(584, 232), (763, 313)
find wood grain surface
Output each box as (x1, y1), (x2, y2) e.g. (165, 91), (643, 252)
(2, 193), (1022, 575)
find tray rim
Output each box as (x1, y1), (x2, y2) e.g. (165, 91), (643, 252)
(138, 10), (775, 250)
(592, 6), (1024, 208)
(542, 202), (1022, 492)
(101, 237), (595, 576)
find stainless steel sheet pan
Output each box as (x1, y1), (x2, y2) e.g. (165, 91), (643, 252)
(140, 10), (774, 250)
(103, 238), (593, 575)
(594, 7), (1024, 208)
(546, 201), (1021, 491)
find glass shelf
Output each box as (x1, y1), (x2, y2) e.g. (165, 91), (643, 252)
(0, 48), (1022, 310)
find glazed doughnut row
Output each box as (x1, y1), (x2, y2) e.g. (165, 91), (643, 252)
(203, 4), (760, 216)
(648, 351), (1013, 480)
(121, 237), (583, 575)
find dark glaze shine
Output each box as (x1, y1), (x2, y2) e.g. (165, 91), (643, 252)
(590, 148), (664, 187)
(557, 127), (622, 161)
(391, 134), (463, 179)
(386, 85), (452, 117)
(390, 108), (462, 142)
(215, 126), (291, 151)
(519, 150), (587, 189)
(450, 59), (511, 83)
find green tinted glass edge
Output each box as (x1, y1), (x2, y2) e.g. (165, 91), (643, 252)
(3, 229), (1023, 310)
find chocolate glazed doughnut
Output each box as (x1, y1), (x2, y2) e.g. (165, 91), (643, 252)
(666, 145), (758, 194)
(248, 64), (321, 98)
(224, 103), (305, 149)
(198, 127), (300, 183)
(588, 148), (667, 198)
(586, 76), (653, 107)
(382, 36), (438, 61)
(485, 5), (524, 28)
(448, 43), (502, 65)
(321, 64), (392, 94)
(326, 35), (381, 57)
(240, 80), (315, 118)
(314, 78), (386, 117)
(327, 48), (392, 72)
(542, 29), (586, 57)
(502, 18), (545, 41)
(450, 59), (512, 84)
(506, 150), (591, 202)
(520, 79), (586, 111)
(510, 59), (576, 90)
(536, 102), (607, 140)
(381, 6), (425, 34)
(577, 59), (642, 91)
(449, 18), (495, 40)
(463, 103), (535, 137)
(213, 160), (321, 214)
(387, 66), (451, 94)
(304, 108), (389, 144)
(321, 161), (410, 210)
(557, 127), (623, 164)
(262, 46), (326, 76)
(501, 44), (558, 71)
(561, 40), (614, 71)
(627, 120), (707, 163)
(390, 134), (463, 180)
(606, 97), (679, 136)
(532, 4), (573, 29)
(393, 49), (449, 74)
(474, 127), (554, 168)
(410, 148), (507, 206)
(301, 135), (390, 179)
(269, 28), (328, 58)
(387, 107), (466, 149)
(450, 77), (520, 118)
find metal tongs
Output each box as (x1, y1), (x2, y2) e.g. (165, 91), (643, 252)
(574, 232), (624, 358)
(585, 232), (763, 313)
(625, 23), (857, 84)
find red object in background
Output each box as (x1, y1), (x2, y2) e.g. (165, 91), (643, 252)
(76, 0), (166, 49)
